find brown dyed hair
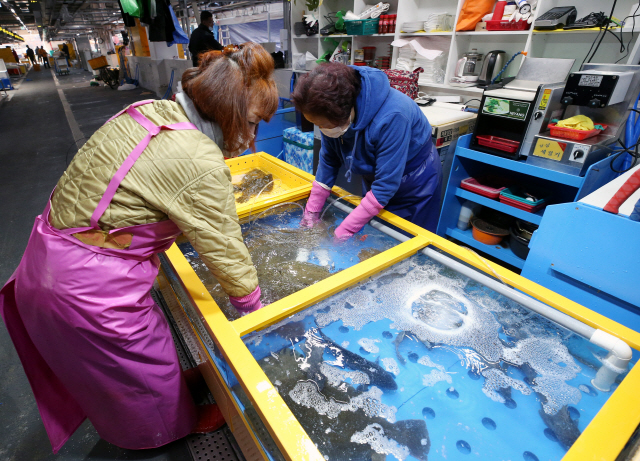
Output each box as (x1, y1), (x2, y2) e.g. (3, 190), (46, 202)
(291, 63), (361, 125)
(182, 42), (278, 154)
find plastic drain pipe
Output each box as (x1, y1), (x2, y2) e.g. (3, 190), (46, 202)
(328, 200), (633, 391)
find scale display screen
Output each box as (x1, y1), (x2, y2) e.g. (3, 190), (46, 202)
(578, 74), (604, 88)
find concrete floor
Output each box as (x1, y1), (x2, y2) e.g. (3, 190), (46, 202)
(0, 68), (192, 460)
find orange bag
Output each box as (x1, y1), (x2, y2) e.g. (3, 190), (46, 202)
(456, 0), (497, 31)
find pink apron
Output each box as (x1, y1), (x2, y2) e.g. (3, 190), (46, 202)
(0, 101), (200, 452)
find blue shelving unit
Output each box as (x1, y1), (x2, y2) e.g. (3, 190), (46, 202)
(446, 227), (527, 269)
(437, 134), (622, 270)
(455, 188), (544, 225)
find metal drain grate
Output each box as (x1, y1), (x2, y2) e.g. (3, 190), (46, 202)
(151, 286), (193, 371)
(186, 430), (243, 461)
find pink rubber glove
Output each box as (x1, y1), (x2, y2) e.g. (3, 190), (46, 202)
(229, 286), (263, 316)
(301, 181), (331, 227)
(334, 191), (384, 241)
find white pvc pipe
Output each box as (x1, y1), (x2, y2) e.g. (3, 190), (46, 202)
(329, 199), (632, 389)
(589, 330), (633, 391)
(422, 247), (596, 339)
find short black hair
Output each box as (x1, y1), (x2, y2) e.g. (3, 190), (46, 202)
(292, 63), (361, 125)
(201, 11), (213, 22)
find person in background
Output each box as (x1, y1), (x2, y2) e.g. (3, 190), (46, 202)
(188, 10), (223, 67)
(61, 42), (70, 65)
(292, 63), (442, 238)
(0, 43), (277, 454)
(26, 45), (36, 65)
(11, 47), (19, 62)
(35, 46), (41, 63)
(39, 47), (50, 68)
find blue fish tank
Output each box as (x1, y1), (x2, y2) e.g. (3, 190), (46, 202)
(239, 251), (637, 461)
(167, 196), (637, 461)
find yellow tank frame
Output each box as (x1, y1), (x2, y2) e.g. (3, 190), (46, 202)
(227, 153), (313, 219)
(161, 153), (640, 461)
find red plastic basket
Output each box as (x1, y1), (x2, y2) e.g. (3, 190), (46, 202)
(485, 19), (531, 31)
(476, 135), (521, 154)
(460, 177), (508, 199)
(548, 123), (608, 141)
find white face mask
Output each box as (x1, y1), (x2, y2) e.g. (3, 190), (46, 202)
(320, 114), (351, 138)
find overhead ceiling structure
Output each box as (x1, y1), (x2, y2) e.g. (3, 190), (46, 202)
(0, 0), (280, 43)
(41, 0), (125, 41)
(207, 0), (279, 14)
(0, 0), (37, 40)
(0, 25), (25, 42)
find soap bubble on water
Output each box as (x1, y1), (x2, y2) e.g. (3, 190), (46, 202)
(358, 338), (381, 354)
(422, 369), (453, 387)
(320, 362), (370, 388)
(418, 355), (445, 371)
(381, 357), (400, 376)
(350, 424), (411, 461)
(501, 337), (582, 414)
(534, 376), (582, 415)
(481, 368), (531, 403)
(289, 382), (397, 423)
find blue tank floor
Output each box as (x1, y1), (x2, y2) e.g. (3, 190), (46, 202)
(0, 68), (193, 460)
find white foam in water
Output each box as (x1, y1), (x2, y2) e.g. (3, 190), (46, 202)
(289, 382), (397, 422)
(422, 369), (452, 387)
(578, 384), (591, 393)
(315, 262), (504, 364)
(481, 368), (531, 403)
(381, 357), (400, 376)
(341, 341), (349, 348)
(418, 355), (445, 371)
(501, 337), (581, 414)
(249, 253), (591, 433)
(315, 249), (331, 267)
(443, 347), (487, 374)
(320, 362), (370, 387)
(358, 338), (380, 354)
(533, 376), (582, 415)
(350, 424), (411, 461)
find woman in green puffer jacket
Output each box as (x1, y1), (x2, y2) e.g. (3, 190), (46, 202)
(1, 43), (278, 453)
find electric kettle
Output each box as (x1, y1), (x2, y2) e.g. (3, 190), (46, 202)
(478, 50), (507, 86)
(450, 49), (483, 86)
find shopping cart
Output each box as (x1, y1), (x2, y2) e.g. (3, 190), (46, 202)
(55, 58), (70, 76)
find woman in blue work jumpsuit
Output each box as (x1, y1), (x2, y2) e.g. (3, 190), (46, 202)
(291, 63), (442, 238)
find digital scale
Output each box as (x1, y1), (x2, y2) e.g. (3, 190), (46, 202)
(470, 57), (575, 160)
(471, 59), (640, 176)
(527, 66), (640, 175)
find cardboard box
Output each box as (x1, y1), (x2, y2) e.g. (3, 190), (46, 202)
(431, 115), (476, 148)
